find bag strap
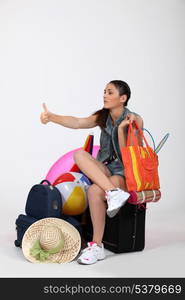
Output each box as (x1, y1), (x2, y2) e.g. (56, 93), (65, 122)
(40, 179), (52, 185)
(143, 128), (156, 151)
(127, 121), (138, 146)
(127, 121), (151, 148)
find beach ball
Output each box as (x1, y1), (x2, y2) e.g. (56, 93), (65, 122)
(54, 172), (91, 215)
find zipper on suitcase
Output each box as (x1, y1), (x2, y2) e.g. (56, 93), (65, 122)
(131, 206), (138, 251)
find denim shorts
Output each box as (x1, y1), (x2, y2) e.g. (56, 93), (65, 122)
(105, 158), (125, 178)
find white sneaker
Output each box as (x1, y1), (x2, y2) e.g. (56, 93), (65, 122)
(77, 242), (105, 265)
(106, 188), (130, 218)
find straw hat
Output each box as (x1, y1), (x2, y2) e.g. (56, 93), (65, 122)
(22, 218), (81, 263)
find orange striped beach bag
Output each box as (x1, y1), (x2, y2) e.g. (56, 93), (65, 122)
(121, 121), (160, 192)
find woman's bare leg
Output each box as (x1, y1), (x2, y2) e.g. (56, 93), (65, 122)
(74, 149), (128, 245)
(87, 184), (107, 245)
(74, 149), (116, 191)
(88, 175), (127, 245)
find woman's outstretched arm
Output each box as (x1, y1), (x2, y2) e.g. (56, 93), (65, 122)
(40, 103), (97, 129)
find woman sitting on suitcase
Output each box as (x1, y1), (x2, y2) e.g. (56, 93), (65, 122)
(40, 80), (143, 265)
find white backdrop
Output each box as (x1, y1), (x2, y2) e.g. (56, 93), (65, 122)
(0, 0), (185, 277)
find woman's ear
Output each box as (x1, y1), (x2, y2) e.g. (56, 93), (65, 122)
(120, 94), (127, 104)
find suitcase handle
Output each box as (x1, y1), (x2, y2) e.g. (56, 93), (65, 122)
(40, 179), (52, 186)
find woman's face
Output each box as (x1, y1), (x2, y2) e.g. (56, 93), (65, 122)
(103, 83), (125, 110)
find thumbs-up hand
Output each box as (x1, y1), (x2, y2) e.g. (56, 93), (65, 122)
(40, 103), (52, 124)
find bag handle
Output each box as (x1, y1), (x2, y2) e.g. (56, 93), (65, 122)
(127, 122), (138, 146)
(127, 121), (151, 149)
(40, 179), (52, 185)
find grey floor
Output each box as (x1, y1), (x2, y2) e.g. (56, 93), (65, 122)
(1, 200), (185, 278)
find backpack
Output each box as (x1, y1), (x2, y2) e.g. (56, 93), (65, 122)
(25, 180), (62, 218)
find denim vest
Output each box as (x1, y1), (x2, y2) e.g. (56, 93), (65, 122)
(96, 107), (139, 164)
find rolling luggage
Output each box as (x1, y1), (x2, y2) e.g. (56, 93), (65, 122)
(14, 214), (38, 247)
(25, 180), (62, 219)
(14, 214), (83, 248)
(82, 202), (146, 253)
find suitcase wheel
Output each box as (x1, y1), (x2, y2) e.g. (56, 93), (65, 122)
(14, 240), (21, 247)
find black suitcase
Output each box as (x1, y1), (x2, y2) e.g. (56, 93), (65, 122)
(25, 180), (62, 219)
(82, 202), (146, 253)
(14, 214), (38, 247)
(14, 214), (83, 248)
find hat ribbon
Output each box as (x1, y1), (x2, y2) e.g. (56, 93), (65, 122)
(30, 239), (65, 262)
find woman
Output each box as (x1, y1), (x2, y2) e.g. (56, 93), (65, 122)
(40, 80), (143, 265)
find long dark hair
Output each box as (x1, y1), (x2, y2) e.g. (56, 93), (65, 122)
(93, 80), (131, 129)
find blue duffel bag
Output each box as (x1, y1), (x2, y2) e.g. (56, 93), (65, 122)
(25, 179), (62, 219)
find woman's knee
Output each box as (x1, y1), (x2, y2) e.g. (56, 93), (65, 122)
(73, 149), (86, 162)
(73, 150), (110, 177)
